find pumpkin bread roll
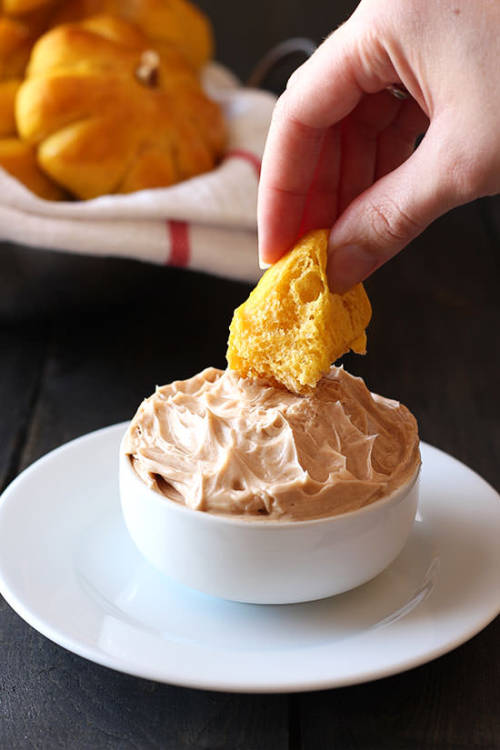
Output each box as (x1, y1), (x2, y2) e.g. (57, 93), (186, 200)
(16, 14), (226, 199)
(0, 137), (65, 199)
(50, 0), (213, 71)
(227, 229), (372, 394)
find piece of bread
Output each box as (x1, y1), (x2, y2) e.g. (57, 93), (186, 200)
(16, 14), (225, 199)
(227, 229), (372, 394)
(0, 136), (65, 199)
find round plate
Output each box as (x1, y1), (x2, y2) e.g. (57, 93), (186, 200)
(0, 423), (499, 693)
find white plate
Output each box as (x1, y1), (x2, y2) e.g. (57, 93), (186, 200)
(0, 423), (499, 693)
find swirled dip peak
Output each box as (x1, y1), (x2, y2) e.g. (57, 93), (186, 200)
(123, 367), (420, 521)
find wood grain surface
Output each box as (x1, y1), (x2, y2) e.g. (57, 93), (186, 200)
(1, 1), (499, 748)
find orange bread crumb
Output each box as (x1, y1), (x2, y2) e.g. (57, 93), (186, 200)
(226, 229), (372, 394)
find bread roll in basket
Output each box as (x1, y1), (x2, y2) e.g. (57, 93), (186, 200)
(16, 14), (226, 199)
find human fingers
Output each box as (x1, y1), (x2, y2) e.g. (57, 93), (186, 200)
(375, 98), (429, 180)
(300, 91), (404, 234)
(327, 121), (464, 294)
(257, 107), (326, 268)
(289, 91), (427, 241)
(337, 91), (403, 214)
(258, 18), (395, 266)
(297, 124), (341, 238)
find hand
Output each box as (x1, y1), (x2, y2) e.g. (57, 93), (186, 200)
(257, 0), (500, 292)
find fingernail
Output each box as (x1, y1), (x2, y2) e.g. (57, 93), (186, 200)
(327, 244), (378, 294)
(259, 257), (272, 270)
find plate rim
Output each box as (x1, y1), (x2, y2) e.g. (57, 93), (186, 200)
(0, 422), (499, 693)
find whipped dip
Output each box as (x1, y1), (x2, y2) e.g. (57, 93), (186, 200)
(123, 367), (420, 521)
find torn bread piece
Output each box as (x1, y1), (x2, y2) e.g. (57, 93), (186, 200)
(227, 228), (372, 394)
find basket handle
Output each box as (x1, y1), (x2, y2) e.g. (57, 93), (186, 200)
(246, 37), (316, 89)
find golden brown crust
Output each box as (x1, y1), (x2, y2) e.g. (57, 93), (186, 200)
(226, 229), (372, 394)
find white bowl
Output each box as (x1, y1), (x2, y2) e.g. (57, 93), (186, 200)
(119, 435), (420, 604)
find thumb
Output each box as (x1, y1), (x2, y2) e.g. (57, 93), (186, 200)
(327, 126), (461, 293)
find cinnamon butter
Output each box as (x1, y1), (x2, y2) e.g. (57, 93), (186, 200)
(123, 367), (420, 521)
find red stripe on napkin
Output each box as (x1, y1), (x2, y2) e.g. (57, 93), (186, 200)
(167, 220), (190, 267)
(225, 149), (261, 177)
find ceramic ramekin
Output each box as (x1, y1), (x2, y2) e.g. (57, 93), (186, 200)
(119, 435), (420, 604)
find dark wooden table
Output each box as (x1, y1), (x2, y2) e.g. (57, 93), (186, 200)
(1, 2), (499, 748)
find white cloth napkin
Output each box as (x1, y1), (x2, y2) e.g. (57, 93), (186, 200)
(0, 64), (276, 282)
